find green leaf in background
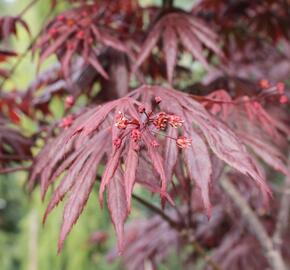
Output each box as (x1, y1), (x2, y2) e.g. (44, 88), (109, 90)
(19, 113), (38, 136)
(49, 96), (65, 120)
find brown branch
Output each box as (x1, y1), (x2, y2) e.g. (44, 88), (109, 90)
(179, 230), (222, 270)
(19, 0), (39, 17)
(0, 166), (30, 174)
(272, 149), (290, 250)
(272, 181), (290, 249)
(133, 192), (222, 270)
(162, 0), (174, 9)
(220, 177), (287, 270)
(0, 154), (31, 161)
(191, 239), (222, 270)
(131, 193), (223, 270)
(132, 193), (180, 229)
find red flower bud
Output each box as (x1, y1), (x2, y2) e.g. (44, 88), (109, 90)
(176, 136), (191, 149)
(153, 112), (168, 130)
(279, 95), (288, 104)
(259, 79), (270, 89)
(276, 82), (285, 94)
(57, 15), (65, 21)
(49, 28), (58, 38)
(115, 112), (129, 129)
(168, 115), (184, 128)
(155, 96), (162, 104)
(138, 105), (146, 113)
(66, 19), (75, 27)
(65, 95), (75, 109)
(76, 31), (85, 39)
(113, 138), (122, 148)
(59, 115), (74, 129)
(131, 129), (142, 142)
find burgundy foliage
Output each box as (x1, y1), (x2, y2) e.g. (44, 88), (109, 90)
(0, 15), (30, 42)
(1, 0), (290, 269)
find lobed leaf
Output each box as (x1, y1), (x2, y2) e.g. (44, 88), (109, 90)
(107, 169), (128, 253)
(124, 140), (139, 211)
(183, 116), (212, 216)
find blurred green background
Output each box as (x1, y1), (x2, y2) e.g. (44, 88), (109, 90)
(0, 1), (195, 269)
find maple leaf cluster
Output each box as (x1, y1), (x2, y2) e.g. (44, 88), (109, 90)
(29, 85), (272, 252)
(1, 0), (290, 269)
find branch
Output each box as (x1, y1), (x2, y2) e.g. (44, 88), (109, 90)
(179, 230), (222, 270)
(191, 239), (222, 270)
(272, 181), (290, 249)
(272, 149), (290, 250)
(0, 154), (31, 161)
(220, 177), (287, 270)
(19, 0), (39, 17)
(133, 193), (222, 269)
(162, 0), (174, 9)
(0, 166), (30, 174)
(132, 193), (180, 229)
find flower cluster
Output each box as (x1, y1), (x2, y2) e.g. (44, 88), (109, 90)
(153, 112), (184, 130)
(259, 80), (288, 104)
(113, 98), (190, 149)
(176, 136), (192, 149)
(115, 112), (130, 129)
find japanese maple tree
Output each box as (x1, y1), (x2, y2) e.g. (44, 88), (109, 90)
(1, 0), (290, 269)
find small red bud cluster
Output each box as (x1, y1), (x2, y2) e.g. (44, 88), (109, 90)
(131, 129), (141, 142)
(259, 79), (288, 104)
(49, 28), (58, 38)
(176, 136), (192, 149)
(154, 96), (162, 104)
(276, 82), (288, 104)
(152, 112), (184, 130)
(76, 31), (85, 39)
(115, 112), (130, 130)
(57, 15), (65, 21)
(59, 115), (74, 129)
(113, 99), (190, 150)
(259, 79), (270, 89)
(279, 95), (288, 104)
(113, 138), (122, 148)
(66, 19), (75, 27)
(65, 95), (75, 109)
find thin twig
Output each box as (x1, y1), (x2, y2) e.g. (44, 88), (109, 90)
(187, 179), (193, 227)
(0, 166), (30, 174)
(132, 193), (222, 270)
(170, 181), (186, 224)
(191, 238), (222, 270)
(272, 150), (290, 250)
(162, 0), (174, 9)
(272, 181), (290, 249)
(0, 154), (31, 161)
(19, 0), (39, 17)
(220, 177), (287, 270)
(132, 193), (180, 229)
